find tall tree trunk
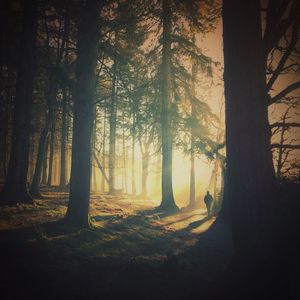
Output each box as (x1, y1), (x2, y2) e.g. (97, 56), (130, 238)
(222, 0), (276, 248)
(30, 127), (49, 196)
(1, 0), (38, 204)
(188, 39), (197, 208)
(131, 114), (136, 195)
(101, 107), (106, 192)
(41, 134), (49, 185)
(122, 112), (127, 193)
(155, 151), (161, 189)
(65, 88), (72, 185)
(59, 12), (69, 189)
(28, 129), (35, 182)
(59, 89), (67, 188)
(1, 76), (12, 178)
(141, 150), (149, 197)
(108, 48), (118, 194)
(47, 110), (56, 186)
(159, 0), (177, 211)
(189, 150), (195, 207)
(92, 106), (97, 192)
(221, 2), (278, 295)
(65, 0), (100, 227)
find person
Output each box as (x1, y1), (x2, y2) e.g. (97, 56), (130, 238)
(204, 191), (213, 217)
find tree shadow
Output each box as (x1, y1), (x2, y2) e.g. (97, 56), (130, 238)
(184, 215), (210, 230)
(162, 212), (205, 227)
(0, 207), (233, 300)
(137, 206), (181, 218)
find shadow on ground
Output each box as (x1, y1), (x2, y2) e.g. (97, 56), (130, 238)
(0, 192), (234, 300)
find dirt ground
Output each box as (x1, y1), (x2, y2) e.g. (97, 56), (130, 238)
(0, 188), (233, 299)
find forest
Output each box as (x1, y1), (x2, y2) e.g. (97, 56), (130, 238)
(0, 0), (299, 299)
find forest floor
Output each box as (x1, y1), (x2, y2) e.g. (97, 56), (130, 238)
(0, 187), (233, 299)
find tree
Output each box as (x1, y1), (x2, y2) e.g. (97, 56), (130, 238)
(1, 0), (38, 204)
(159, 0), (178, 211)
(221, 3), (279, 295)
(64, 0), (102, 226)
(108, 35), (118, 194)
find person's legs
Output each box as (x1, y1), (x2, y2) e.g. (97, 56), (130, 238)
(205, 202), (209, 216)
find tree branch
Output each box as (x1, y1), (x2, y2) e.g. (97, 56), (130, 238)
(271, 143), (300, 149)
(266, 19), (300, 91)
(270, 81), (300, 105)
(270, 122), (300, 129)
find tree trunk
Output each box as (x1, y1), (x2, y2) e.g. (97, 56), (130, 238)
(131, 115), (136, 195)
(188, 40), (197, 208)
(189, 150), (196, 207)
(1, 74), (12, 178)
(65, 0), (100, 227)
(1, 0), (38, 204)
(92, 106), (97, 192)
(28, 129), (35, 182)
(101, 107), (106, 192)
(65, 90), (71, 185)
(220, 1), (278, 295)
(59, 89), (67, 188)
(141, 151), (149, 197)
(122, 112), (127, 193)
(30, 127), (49, 196)
(108, 47), (118, 194)
(155, 152), (161, 189)
(47, 110), (56, 186)
(222, 0), (276, 248)
(41, 134), (49, 185)
(159, 0), (177, 211)
(59, 14), (69, 189)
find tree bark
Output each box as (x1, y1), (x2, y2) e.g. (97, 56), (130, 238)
(221, 1), (278, 294)
(222, 0), (276, 289)
(108, 46), (118, 194)
(1, 0), (38, 204)
(131, 114), (136, 195)
(188, 35), (197, 208)
(159, 0), (177, 211)
(92, 107), (97, 192)
(30, 127), (49, 196)
(101, 107), (106, 192)
(41, 134), (49, 185)
(141, 151), (149, 197)
(122, 112), (127, 193)
(222, 0), (276, 242)
(59, 89), (67, 188)
(47, 109), (56, 186)
(189, 150), (196, 207)
(65, 0), (101, 227)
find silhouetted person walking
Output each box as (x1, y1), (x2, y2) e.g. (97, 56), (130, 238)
(204, 191), (213, 217)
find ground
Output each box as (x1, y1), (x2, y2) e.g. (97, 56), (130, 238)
(0, 188), (233, 299)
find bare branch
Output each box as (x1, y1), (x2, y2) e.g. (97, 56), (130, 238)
(270, 122), (300, 129)
(266, 19), (300, 91)
(271, 143), (300, 149)
(270, 81), (300, 105)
